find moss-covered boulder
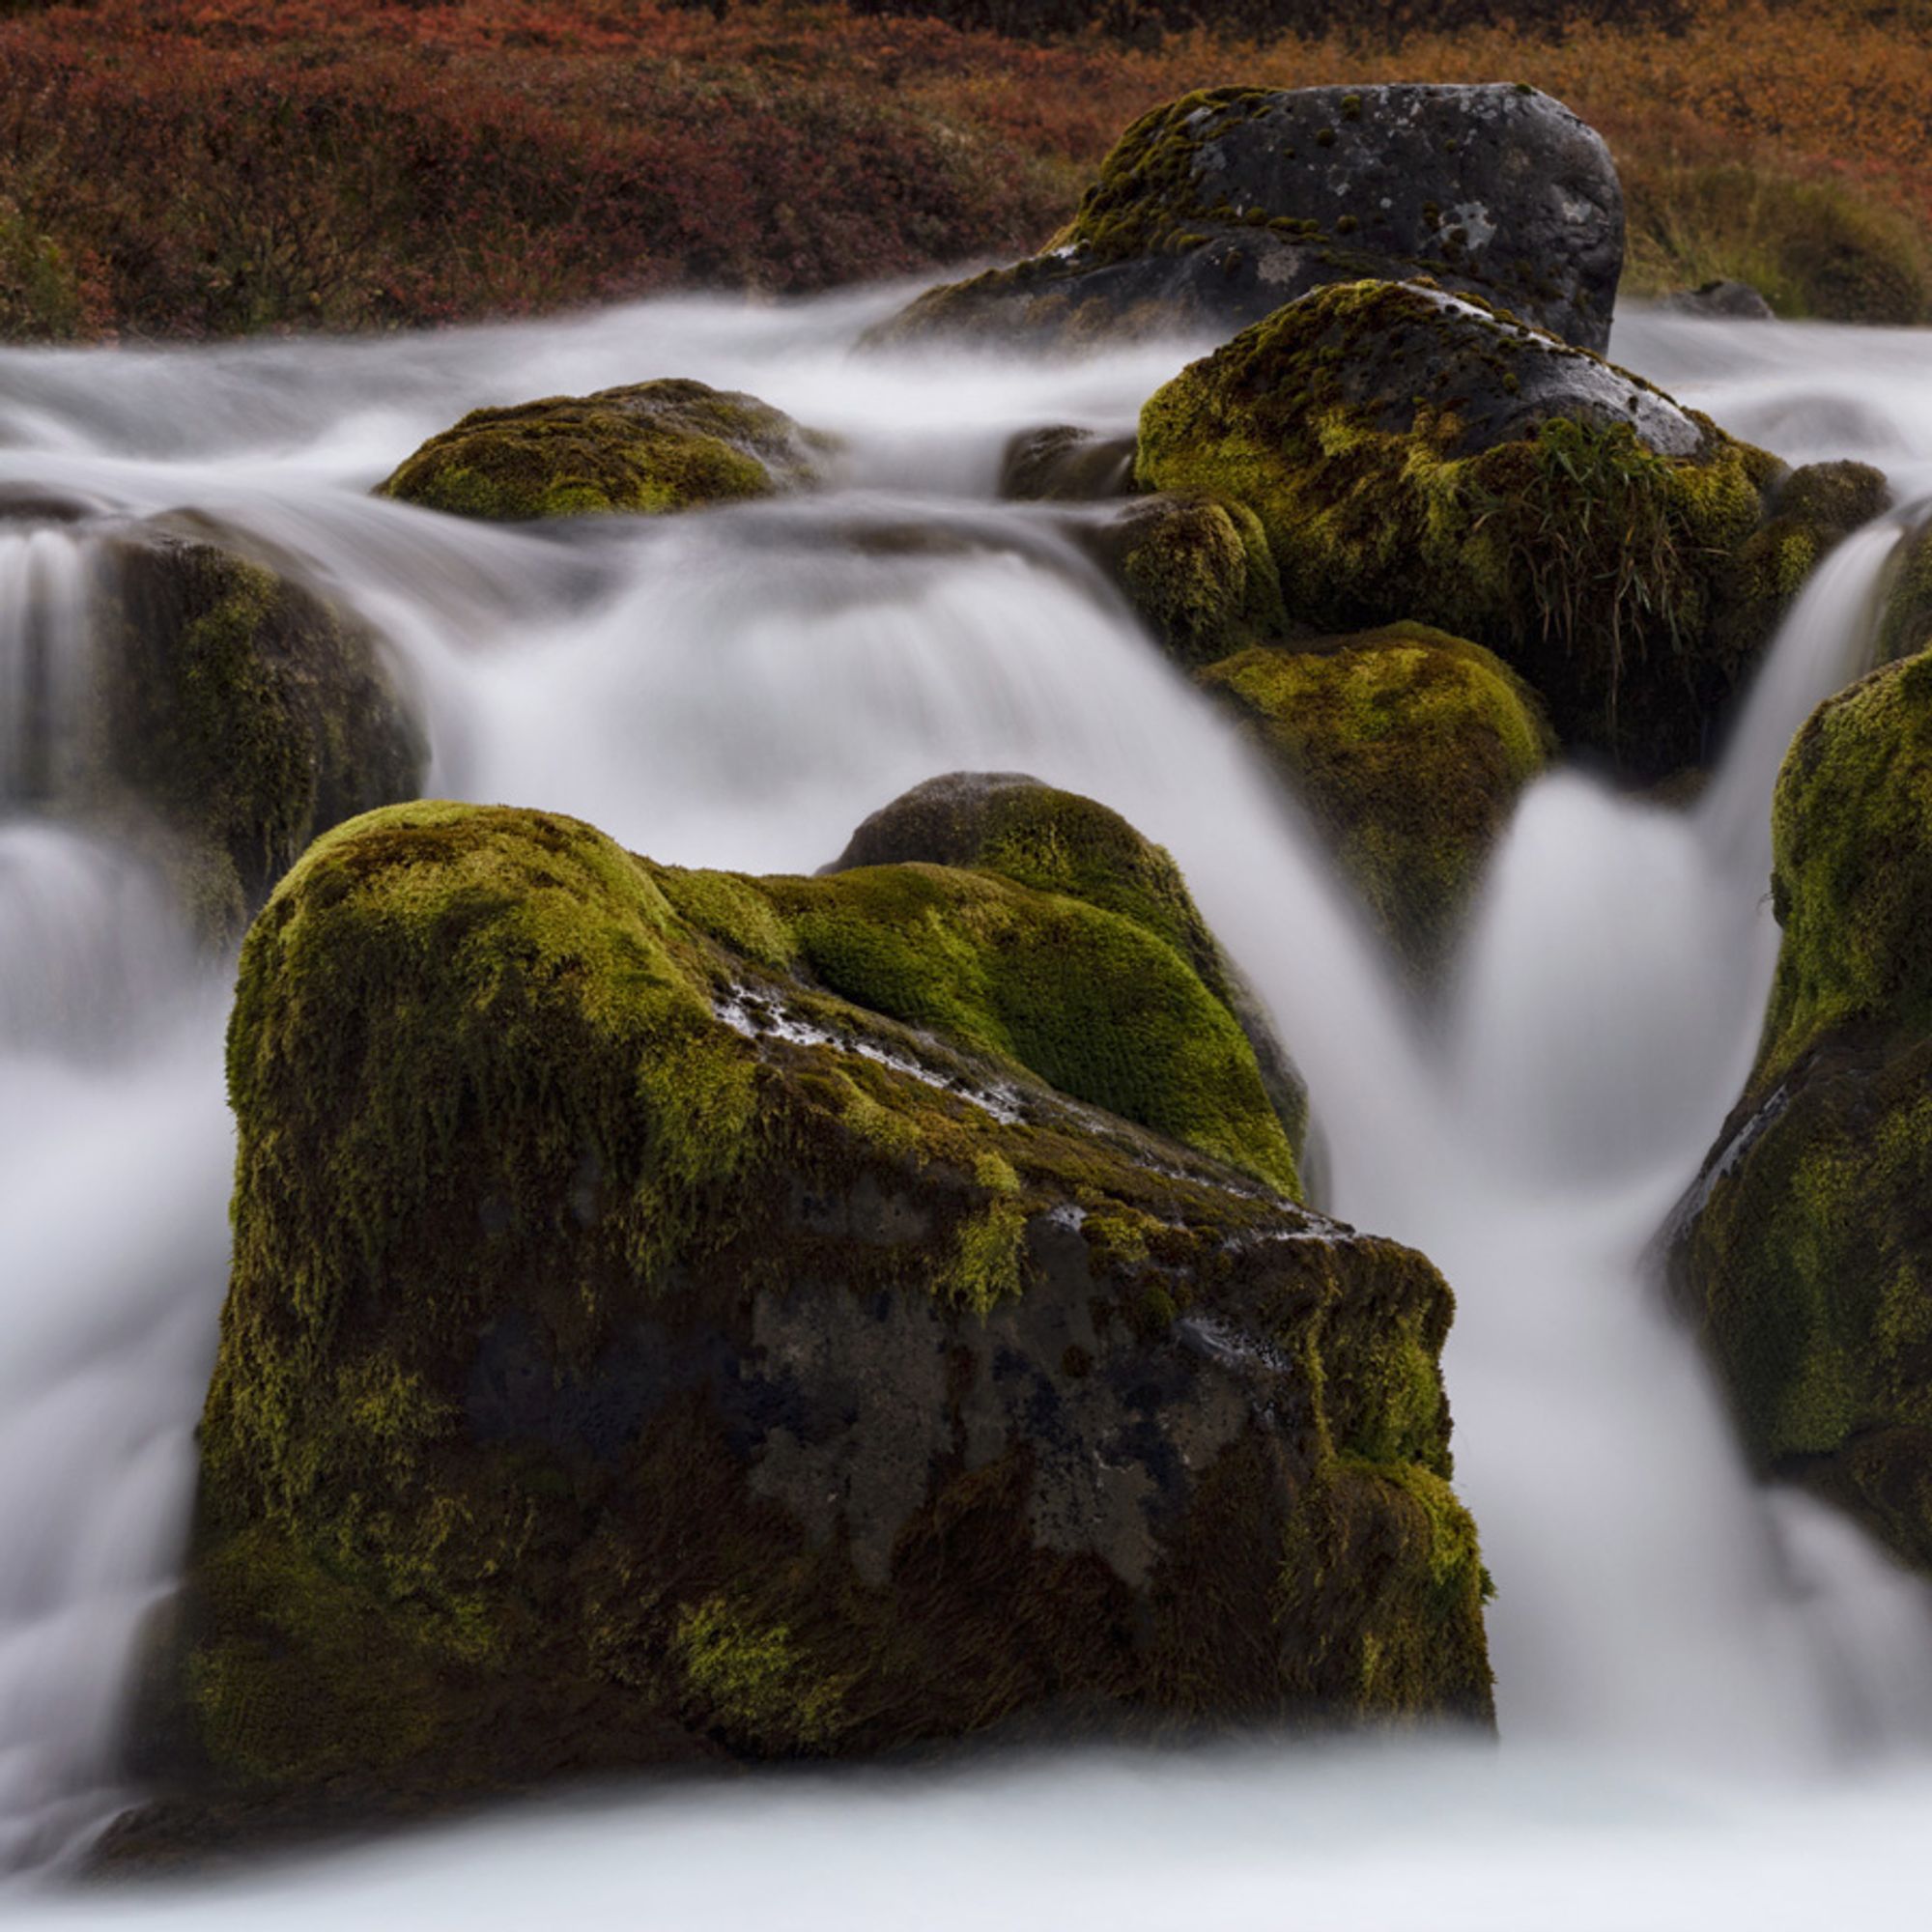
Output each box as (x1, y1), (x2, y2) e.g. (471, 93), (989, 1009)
(89, 531), (424, 935)
(1670, 651), (1932, 1575)
(1200, 626), (1551, 976)
(870, 84), (1622, 355)
(377, 379), (833, 522)
(828, 771), (1307, 1153)
(1073, 492), (1290, 667)
(147, 798), (1492, 1832)
(1136, 277), (1799, 778)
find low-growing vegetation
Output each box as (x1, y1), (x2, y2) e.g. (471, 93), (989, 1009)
(0, 1), (1928, 339)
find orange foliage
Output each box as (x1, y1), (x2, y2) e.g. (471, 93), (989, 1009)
(1, 0), (1929, 338)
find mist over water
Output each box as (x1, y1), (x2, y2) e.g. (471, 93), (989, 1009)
(3, 287), (1932, 1919)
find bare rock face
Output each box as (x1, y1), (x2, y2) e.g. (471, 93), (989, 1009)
(871, 83), (1624, 355)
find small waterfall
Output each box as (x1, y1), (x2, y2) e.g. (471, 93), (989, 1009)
(1369, 518), (1932, 1757)
(0, 296), (1930, 1899)
(0, 528), (96, 806)
(0, 825), (222, 1871)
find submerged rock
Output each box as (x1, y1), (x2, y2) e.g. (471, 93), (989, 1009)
(1659, 279), (1776, 322)
(871, 83), (1623, 355)
(378, 379), (833, 522)
(1671, 651), (1932, 1575)
(145, 798), (1492, 1829)
(999, 424), (1136, 502)
(1200, 625), (1551, 977)
(1136, 277), (1789, 778)
(93, 531), (424, 934)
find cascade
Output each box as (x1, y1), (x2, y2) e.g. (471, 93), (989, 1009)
(0, 297), (1928, 1910)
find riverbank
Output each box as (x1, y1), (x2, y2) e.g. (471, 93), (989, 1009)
(1, 0), (1929, 342)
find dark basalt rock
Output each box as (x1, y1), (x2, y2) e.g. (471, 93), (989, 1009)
(63, 528), (424, 937)
(871, 83), (1624, 355)
(1069, 491), (1289, 667)
(1199, 625), (1552, 979)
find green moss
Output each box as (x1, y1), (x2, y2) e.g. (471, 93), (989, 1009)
(1674, 649), (1932, 1577)
(1760, 653), (1932, 1073)
(378, 379), (831, 523)
(1201, 624), (1550, 975)
(1136, 279), (1778, 776)
(673, 1596), (847, 1751)
(942, 1197), (1030, 1318)
(1093, 491), (1289, 667)
(666, 859), (1299, 1198)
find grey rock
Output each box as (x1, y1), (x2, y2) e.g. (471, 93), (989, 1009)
(871, 82), (1624, 355)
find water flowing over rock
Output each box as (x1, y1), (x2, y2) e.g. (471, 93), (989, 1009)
(95, 530), (426, 933)
(125, 800), (1492, 1838)
(871, 84), (1624, 355)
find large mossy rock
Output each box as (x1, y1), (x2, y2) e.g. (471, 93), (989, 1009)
(1137, 278), (1798, 779)
(94, 531), (424, 933)
(1671, 651), (1932, 1574)
(377, 379), (832, 522)
(871, 84), (1622, 355)
(161, 799), (1492, 1822)
(1200, 626), (1551, 977)
(828, 770), (1306, 1152)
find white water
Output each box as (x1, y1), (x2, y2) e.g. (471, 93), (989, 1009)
(2, 290), (1931, 1920)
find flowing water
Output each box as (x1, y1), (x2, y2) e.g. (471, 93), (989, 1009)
(3, 290), (1932, 1920)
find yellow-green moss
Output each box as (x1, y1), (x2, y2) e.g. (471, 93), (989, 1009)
(1094, 491), (1289, 667)
(673, 1596), (847, 1751)
(378, 379), (831, 523)
(173, 799), (1490, 1812)
(1201, 623), (1551, 975)
(1760, 653), (1932, 1073)
(1674, 649), (1932, 1577)
(661, 858), (1299, 1198)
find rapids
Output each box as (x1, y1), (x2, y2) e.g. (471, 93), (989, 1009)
(3, 287), (1932, 1920)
